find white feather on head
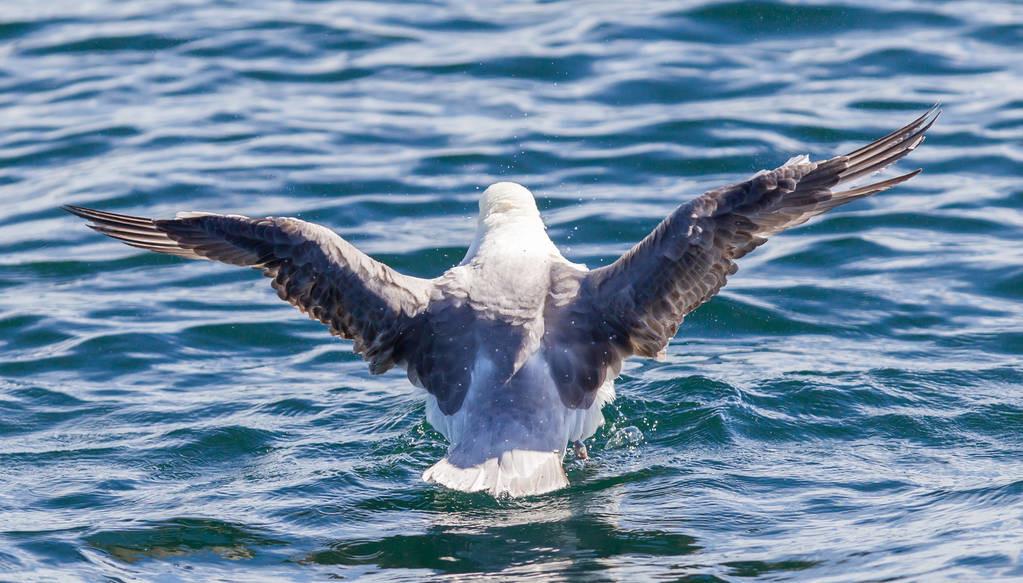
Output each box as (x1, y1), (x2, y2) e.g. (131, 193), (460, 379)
(479, 182), (539, 219)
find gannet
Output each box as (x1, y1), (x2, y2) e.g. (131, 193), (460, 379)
(65, 107), (939, 497)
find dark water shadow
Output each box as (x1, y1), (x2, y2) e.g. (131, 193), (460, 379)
(302, 490), (700, 576)
(84, 518), (287, 564)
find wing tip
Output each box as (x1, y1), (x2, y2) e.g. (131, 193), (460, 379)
(62, 204), (93, 220)
(833, 105), (939, 187)
(836, 167), (923, 200)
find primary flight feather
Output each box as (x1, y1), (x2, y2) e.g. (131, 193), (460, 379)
(65, 107), (939, 497)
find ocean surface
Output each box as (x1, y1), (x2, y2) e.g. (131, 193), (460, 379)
(1, 1), (1021, 581)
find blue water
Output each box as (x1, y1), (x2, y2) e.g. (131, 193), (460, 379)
(1, 1), (1022, 580)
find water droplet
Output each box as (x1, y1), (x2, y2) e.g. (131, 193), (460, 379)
(607, 425), (644, 449)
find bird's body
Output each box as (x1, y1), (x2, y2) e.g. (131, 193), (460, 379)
(419, 184), (614, 495)
(65, 108), (939, 497)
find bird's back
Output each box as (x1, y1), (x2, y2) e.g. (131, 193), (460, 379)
(413, 244), (608, 495)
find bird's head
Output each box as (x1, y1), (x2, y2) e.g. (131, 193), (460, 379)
(478, 182), (540, 221)
(460, 182), (552, 264)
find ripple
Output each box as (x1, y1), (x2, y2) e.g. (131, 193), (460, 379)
(683, 2), (957, 38)
(22, 33), (189, 56)
(0, 0), (1021, 580)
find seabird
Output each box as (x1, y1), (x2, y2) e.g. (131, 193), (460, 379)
(65, 107), (939, 497)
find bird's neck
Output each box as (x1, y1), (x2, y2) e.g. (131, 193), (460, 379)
(461, 213), (557, 266)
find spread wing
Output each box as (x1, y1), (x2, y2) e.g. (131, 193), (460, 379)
(545, 107), (940, 408)
(64, 206), (433, 374)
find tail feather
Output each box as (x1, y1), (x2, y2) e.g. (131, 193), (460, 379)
(423, 449), (569, 497)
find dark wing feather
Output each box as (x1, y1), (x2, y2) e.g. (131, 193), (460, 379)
(64, 207), (433, 374)
(545, 107), (940, 407)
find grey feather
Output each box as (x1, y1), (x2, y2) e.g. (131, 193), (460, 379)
(543, 106), (940, 408)
(63, 206), (433, 376)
